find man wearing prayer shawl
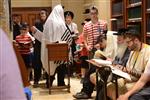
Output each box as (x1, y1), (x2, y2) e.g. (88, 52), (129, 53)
(32, 5), (72, 85)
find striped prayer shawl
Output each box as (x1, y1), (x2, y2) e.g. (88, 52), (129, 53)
(61, 28), (72, 45)
(54, 28), (73, 64)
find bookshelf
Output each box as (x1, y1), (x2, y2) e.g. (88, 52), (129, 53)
(146, 0), (150, 44)
(111, 0), (124, 31)
(126, 0), (142, 39)
(111, 0), (150, 44)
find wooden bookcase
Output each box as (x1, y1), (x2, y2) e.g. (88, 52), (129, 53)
(111, 0), (125, 31)
(111, 0), (150, 44)
(145, 0), (150, 44)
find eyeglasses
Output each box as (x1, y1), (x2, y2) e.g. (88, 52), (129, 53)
(90, 12), (97, 15)
(126, 39), (133, 44)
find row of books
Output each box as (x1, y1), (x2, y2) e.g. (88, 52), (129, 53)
(128, 7), (141, 19)
(127, 24), (141, 34)
(147, 16), (150, 33)
(147, 0), (150, 9)
(112, 1), (123, 16)
(111, 18), (124, 31)
(146, 37), (150, 45)
(128, 0), (141, 4)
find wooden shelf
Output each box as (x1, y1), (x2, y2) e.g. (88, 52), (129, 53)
(127, 2), (142, 8)
(112, 14), (123, 17)
(111, 0), (148, 43)
(147, 8), (150, 14)
(146, 34), (150, 37)
(111, 0), (124, 31)
(127, 18), (142, 23)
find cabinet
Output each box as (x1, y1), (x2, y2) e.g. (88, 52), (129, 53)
(111, 0), (124, 31)
(145, 0), (150, 44)
(111, 0), (150, 44)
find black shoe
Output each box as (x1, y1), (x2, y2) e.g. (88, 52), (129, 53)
(73, 92), (91, 99)
(58, 82), (66, 86)
(46, 76), (55, 88)
(33, 81), (39, 88)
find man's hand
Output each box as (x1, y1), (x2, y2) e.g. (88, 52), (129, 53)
(94, 44), (100, 50)
(86, 45), (92, 51)
(117, 94), (129, 100)
(30, 26), (37, 34)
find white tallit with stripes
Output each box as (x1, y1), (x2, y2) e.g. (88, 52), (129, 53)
(41, 5), (72, 75)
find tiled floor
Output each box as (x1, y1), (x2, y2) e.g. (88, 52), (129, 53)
(31, 77), (96, 100)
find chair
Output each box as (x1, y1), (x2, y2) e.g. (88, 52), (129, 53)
(46, 43), (70, 94)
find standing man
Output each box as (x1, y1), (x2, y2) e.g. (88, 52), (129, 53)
(32, 9), (48, 85)
(83, 6), (107, 56)
(73, 6), (108, 99)
(12, 14), (21, 40)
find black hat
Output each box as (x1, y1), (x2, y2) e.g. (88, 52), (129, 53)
(19, 22), (29, 30)
(64, 11), (74, 19)
(83, 9), (90, 14)
(113, 28), (128, 35)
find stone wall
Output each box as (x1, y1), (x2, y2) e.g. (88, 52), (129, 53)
(0, 0), (11, 38)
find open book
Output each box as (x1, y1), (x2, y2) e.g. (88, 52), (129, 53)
(87, 59), (131, 81)
(94, 50), (107, 60)
(92, 59), (112, 65)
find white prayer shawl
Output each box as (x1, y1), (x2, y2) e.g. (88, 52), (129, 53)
(32, 29), (43, 42)
(41, 5), (67, 75)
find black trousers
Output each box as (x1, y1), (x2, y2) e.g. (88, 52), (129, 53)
(33, 40), (42, 83)
(129, 86), (150, 100)
(46, 64), (67, 86)
(81, 49), (97, 95)
(56, 64), (67, 86)
(81, 65), (96, 95)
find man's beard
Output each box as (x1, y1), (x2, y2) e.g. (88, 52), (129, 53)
(117, 43), (127, 59)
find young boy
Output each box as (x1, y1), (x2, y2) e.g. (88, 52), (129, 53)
(15, 23), (34, 81)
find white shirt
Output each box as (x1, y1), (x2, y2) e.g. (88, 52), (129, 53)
(144, 59), (150, 75)
(67, 22), (79, 34)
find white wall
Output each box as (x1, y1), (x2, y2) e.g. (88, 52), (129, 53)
(62, 0), (84, 33)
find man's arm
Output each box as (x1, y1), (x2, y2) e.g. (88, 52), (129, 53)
(117, 73), (149, 100)
(83, 32), (88, 50)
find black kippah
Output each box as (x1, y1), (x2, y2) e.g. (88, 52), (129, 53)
(64, 11), (74, 19)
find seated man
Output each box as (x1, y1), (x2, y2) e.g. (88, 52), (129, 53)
(73, 29), (129, 99)
(90, 28), (130, 100)
(107, 31), (150, 100)
(117, 59), (150, 100)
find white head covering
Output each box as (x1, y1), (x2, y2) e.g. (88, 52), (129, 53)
(41, 5), (67, 75)
(43, 4), (66, 42)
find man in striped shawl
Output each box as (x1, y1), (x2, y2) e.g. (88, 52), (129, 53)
(32, 5), (72, 86)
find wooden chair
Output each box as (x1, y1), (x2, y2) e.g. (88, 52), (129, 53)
(46, 43), (70, 94)
(13, 43), (30, 87)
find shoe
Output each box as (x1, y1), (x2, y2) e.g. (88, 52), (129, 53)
(33, 81), (39, 88)
(46, 76), (55, 88)
(73, 92), (91, 99)
(58, 82), (66, 86)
